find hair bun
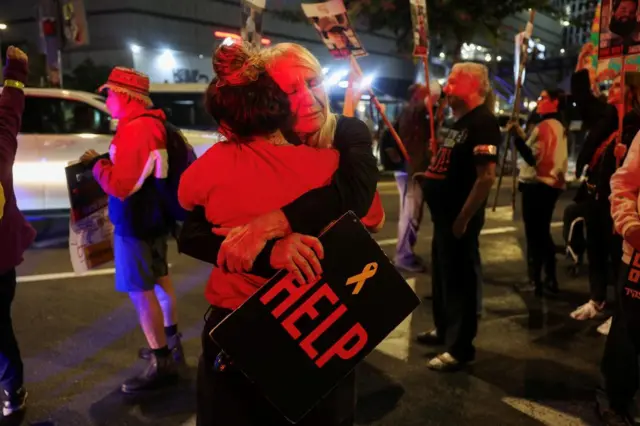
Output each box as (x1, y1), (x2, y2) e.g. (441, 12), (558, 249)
(213, 40), (264, 87)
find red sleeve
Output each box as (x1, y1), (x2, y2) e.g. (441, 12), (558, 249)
(360, 191), (385, 233)
(93, 118), (167, 199)
(178, 143), (224, 211)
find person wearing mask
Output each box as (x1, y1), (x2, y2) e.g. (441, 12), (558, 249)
(570, 43), (640, 335)
(178, 41), (379, 426)
(507, 89), (568, 296)
(416, 62), (500, 371)
(0, 46), (35, 419)
(602, 131), (640, 425)
(80, 67), (184, 394)
(392, 82), (440, 273)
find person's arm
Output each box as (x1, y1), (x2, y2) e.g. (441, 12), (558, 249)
(454, 118), (500, 234)
(575, 106), (618, 178)
(177, 206), (278, 278)
(281, 116), (378, 236)
(508, 121), (536, 167)
(0, 48), (28, 176)
(610, 133), (640, 238)
(93, 118), (167, 199)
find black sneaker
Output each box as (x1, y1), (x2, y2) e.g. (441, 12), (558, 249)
(138, 333), (186, 366)
(2, 387), (27, 417)
(121, 353), (179, 394)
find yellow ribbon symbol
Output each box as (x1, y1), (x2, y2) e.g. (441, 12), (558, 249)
(346, 262), (378, 295)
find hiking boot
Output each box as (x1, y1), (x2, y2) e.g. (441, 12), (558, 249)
(2, 387), (27, 417)
(121, 353), (179, 394)
(138, 333), (185, 366)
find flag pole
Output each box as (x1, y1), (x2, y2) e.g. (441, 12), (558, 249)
(492, 9), (536, 212)
(350, 56), (411, 163)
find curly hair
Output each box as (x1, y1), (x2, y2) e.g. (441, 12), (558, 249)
(205, 40), (292, 140)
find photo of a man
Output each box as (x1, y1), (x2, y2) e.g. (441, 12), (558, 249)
(240, 0), (265, 47)
(599, 0), (640, 58)
(302, 0), (367, 59)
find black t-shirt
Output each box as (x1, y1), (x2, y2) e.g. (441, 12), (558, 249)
(423, 104), (500, 219)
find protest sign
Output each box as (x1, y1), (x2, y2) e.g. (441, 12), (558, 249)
(65, 158), (114, 274)
(211, 212), (420, 424)
(598, 0), (640, 59)
(410, 0), (429, 57)
(241, 0), (266, 47)
(301, 0), (366, 59)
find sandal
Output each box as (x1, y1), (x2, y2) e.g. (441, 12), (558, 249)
(427, 352), (468, 372)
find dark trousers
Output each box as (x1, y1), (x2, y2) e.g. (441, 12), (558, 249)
(585, 198), (622, 303)
(0, 269), (23, 394)
(431, 216), (483, 361)
(521, 183), (561, 283)
(196, 307), (356, 426)
(601, 263), (640, 414)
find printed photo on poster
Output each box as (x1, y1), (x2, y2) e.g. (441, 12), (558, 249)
(241, 0), (265, 47)
(598, 0), (640, 59)
(301, 0), (367, 59)
(65, 158), (114, 273)
(61, 0), (90, 48)
(410, 0), (429, 57)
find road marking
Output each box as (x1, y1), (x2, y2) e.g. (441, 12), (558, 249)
(502, 397), (589, 425)
(17, 264), (172, 283)
(376, 222), (562, 246)
(17, 268), (116, 283)
(375, 278), (416, 362)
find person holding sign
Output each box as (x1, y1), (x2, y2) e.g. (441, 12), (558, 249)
(506, 89), (568, 297)
(418, 63), (500, 371)
(179, 40), (381, 426)
(0, 46), (35, 419)
(603, 131), (640, 424)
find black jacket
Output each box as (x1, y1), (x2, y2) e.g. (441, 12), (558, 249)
(177, 115), (379, 278)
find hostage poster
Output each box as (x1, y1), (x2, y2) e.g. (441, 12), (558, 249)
(241, 0), (265, 47)
(598, 0), (640, 59)
(65, 158), (114, 274)
(410, 0), (429, 57)
(301, 0), (367, 59)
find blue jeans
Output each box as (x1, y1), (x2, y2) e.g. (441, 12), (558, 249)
(0, 268), (23, 394)
(394, 172), (424, 264)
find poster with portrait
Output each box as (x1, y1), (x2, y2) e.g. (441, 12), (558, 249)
(65, 159), (114, 274)
(410, 0), (429, 57)
(598, 0), (640, 59)
(240, 0), (265, 47)
(301, 0), (367, 59)
(60, 0), (90, 48)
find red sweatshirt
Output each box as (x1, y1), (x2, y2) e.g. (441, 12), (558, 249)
(0, 57), (36, 274)
(179, 140), (384, 309)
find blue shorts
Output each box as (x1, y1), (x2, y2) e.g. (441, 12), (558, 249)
(113, 234), (169, 292)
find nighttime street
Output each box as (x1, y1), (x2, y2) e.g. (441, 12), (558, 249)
(6, 181), (612, 426)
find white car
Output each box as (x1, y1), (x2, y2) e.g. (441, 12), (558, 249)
(7, 87), (221, 214)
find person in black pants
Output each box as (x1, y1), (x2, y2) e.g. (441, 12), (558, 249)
(570, 44), (640, 324)
(416, 62), (500, 371)
(178, 42), (378, 426)
(507, 89), (568, 296)
(0, 47), (36, 419)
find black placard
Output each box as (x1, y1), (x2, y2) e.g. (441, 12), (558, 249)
(211, 212), (420, 424)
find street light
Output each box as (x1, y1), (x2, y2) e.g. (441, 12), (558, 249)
(0, 24), (7, 31)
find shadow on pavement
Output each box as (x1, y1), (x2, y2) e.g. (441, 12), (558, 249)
(88, 369), (197, 425)
(355, 361), (405, 424)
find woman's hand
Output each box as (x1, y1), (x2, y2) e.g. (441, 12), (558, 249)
(506, 120), (525, 139)
(270, 234), (324, 284)
(213, 210), (292, 273)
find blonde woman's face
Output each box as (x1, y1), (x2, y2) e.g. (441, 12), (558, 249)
(269, 56), (327, 135)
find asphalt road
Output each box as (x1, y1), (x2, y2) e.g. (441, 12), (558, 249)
(3, 181), (618, 426)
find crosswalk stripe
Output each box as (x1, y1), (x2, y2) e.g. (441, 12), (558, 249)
(502, 397), (589, 425)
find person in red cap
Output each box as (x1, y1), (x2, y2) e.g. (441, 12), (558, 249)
(0, 46), (35, 420)
(80, 67), (184, 393)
